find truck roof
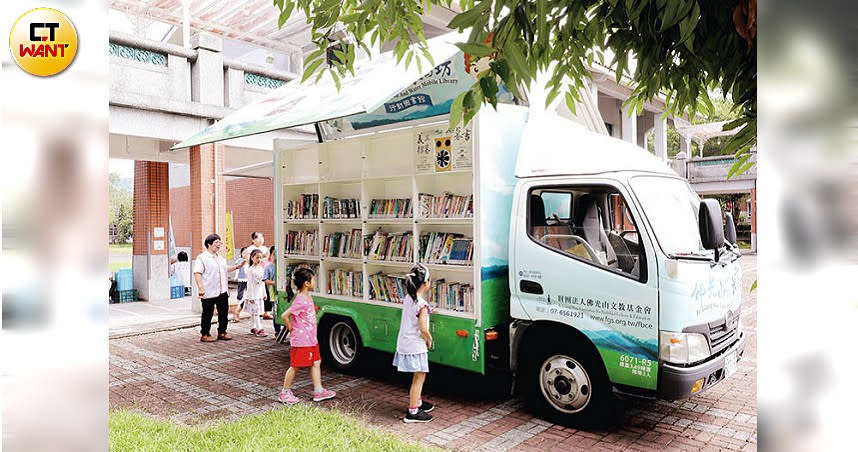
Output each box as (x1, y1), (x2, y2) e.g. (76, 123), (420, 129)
(514, 113), (676, 178)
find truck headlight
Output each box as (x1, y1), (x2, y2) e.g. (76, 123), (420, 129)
(659, 331), (710, 364)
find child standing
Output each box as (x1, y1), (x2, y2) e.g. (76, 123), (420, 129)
(233, 247), (249, 322)
(244, 250), (268, 337)
(393, 263), (435, 423)
(278, 268), (336, 404)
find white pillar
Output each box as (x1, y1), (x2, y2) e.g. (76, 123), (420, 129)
(182, 0), (191, 48)
(654, 117), (667, 161)
(621, 104), (637, 145)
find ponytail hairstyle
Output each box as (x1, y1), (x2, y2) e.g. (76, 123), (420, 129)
(405, 263), (430, 300)
(293, 267), (315, 293)
(249, 249), (263, 266)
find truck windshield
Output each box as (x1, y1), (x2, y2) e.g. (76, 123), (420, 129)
(630, 176), (707, 256)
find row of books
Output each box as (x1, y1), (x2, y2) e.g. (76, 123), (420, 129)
(285, 194), (319, 219)
(368, 198), (412, 218)
(419, 232), (473, 265)
(368, 272), (408, 303)
(365, 230), (413, 262)
(326, 269), (363, 298)
(284, 230), (319, 255)
(418, 192), (473, 218)
(322, 229), (363, 258)
(427, 279), (474, 313)
(323, 197), (360, 219)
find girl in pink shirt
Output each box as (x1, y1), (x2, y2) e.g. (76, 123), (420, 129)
(278, 268), (336, 404)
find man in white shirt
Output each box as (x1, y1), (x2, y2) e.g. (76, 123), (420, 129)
(194, 234), (245, 342)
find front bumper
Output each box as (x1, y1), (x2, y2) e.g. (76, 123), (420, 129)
(657, 331), (746, 400)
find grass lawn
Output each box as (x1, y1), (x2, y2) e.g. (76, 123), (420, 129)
(110, 261), (132, 273)
(110, 406), (437, 452)
(110, 243), (133, 255)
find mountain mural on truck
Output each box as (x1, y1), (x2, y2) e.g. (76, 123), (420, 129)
(584, 329), (659, 360)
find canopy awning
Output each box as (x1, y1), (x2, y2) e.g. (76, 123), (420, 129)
(172, 33), (464, 150)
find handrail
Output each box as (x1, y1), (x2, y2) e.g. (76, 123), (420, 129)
(109, 31), (198, 61)
(223, 58), (299, 83)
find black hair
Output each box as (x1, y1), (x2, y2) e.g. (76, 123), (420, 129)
(249, 249), (264, 264)
(405, 263), (430, 300)
(177, 251), (188, 262)
(293, 267), (314, 292)
(251, 231), (263, 240)
(239, 246), (248, 254)
(204, 234), (221, 248)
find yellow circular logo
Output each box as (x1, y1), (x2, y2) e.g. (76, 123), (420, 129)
(9, 8), (78, 77)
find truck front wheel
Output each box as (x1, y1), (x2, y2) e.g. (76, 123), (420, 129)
(319, 318), (364, 373)
(523, 341), (613, 426)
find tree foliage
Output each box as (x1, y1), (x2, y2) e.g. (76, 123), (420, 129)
(274, 0), (756, 169)
(110, 172), (133, 244)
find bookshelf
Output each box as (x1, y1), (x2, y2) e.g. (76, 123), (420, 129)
(276, 121), (477, 319)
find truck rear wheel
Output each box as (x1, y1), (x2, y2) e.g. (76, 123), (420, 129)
(523, 340), (613, 427)
(319, 318), (364, 373)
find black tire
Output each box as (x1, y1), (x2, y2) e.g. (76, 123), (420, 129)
(318, 317), (364, 373)
(522, 336), (613, 427)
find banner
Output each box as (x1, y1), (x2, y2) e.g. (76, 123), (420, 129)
(224, 211), (235, 260)
(168, 217), (176, 257)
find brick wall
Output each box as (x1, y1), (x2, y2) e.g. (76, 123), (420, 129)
(227, 178), (274, 252)
(133, 161), (169, 256)
(170, 186), (191, 248)
(169, 177), (273, 254)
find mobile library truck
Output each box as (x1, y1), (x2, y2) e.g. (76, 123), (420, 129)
(175, 33), (745, 424)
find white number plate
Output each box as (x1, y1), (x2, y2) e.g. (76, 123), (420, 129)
(723, 349), (738, 378)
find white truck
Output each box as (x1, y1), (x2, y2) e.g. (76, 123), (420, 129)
(175, 34), (746, 425)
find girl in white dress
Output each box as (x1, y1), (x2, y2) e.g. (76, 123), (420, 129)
(245, 249), (268, 337)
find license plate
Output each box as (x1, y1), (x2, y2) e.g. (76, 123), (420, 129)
(724, 349), (738, 378)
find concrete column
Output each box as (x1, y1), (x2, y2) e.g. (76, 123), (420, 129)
(680, 136), (691, 154)
(654, 116), (668, 161)
(588, 82), (599, 112)
(224, 67), (244, 108)
(132, 161), (171, 301)
(190, 33), (224, 106)
(621, 104), (637, 145)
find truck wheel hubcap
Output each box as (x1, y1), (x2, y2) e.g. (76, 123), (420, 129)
(330, 322), (356, 365)
(539, 355), (592, 413)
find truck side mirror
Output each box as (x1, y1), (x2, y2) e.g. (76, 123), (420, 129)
(699, 199), (725, 251)
(724, 212), (738, 246)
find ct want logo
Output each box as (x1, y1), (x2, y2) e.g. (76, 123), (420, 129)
(9, 8), (78, 77)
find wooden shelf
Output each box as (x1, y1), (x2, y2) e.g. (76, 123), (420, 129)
(283, 254), (320, 261)
(320, 218), (362, 224)
(423, 263), (474, 272)
(320, 177), (362, 184)
(416, 217), (473, 225)
(363, 298), (475, 319)
(365, 260), (414, 269)
(321, 256), (363, 264)
(366, 217), (414, 224)
(362, 174), (414, 181)
(283, 219), (320, 224)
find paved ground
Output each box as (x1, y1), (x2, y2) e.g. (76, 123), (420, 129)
(109, 296), (200, 338)
(110, 256), (756, 451)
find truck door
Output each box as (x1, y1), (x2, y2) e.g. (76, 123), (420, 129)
(511, 178), (661, 390)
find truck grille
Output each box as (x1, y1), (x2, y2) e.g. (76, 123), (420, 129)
(708, 315), (738, 353)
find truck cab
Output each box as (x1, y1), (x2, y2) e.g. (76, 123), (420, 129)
(507, 114), (745, 424)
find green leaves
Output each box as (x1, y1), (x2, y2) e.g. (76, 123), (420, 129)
(455, 43), (493, 57)
(272, 0), (754, 163)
